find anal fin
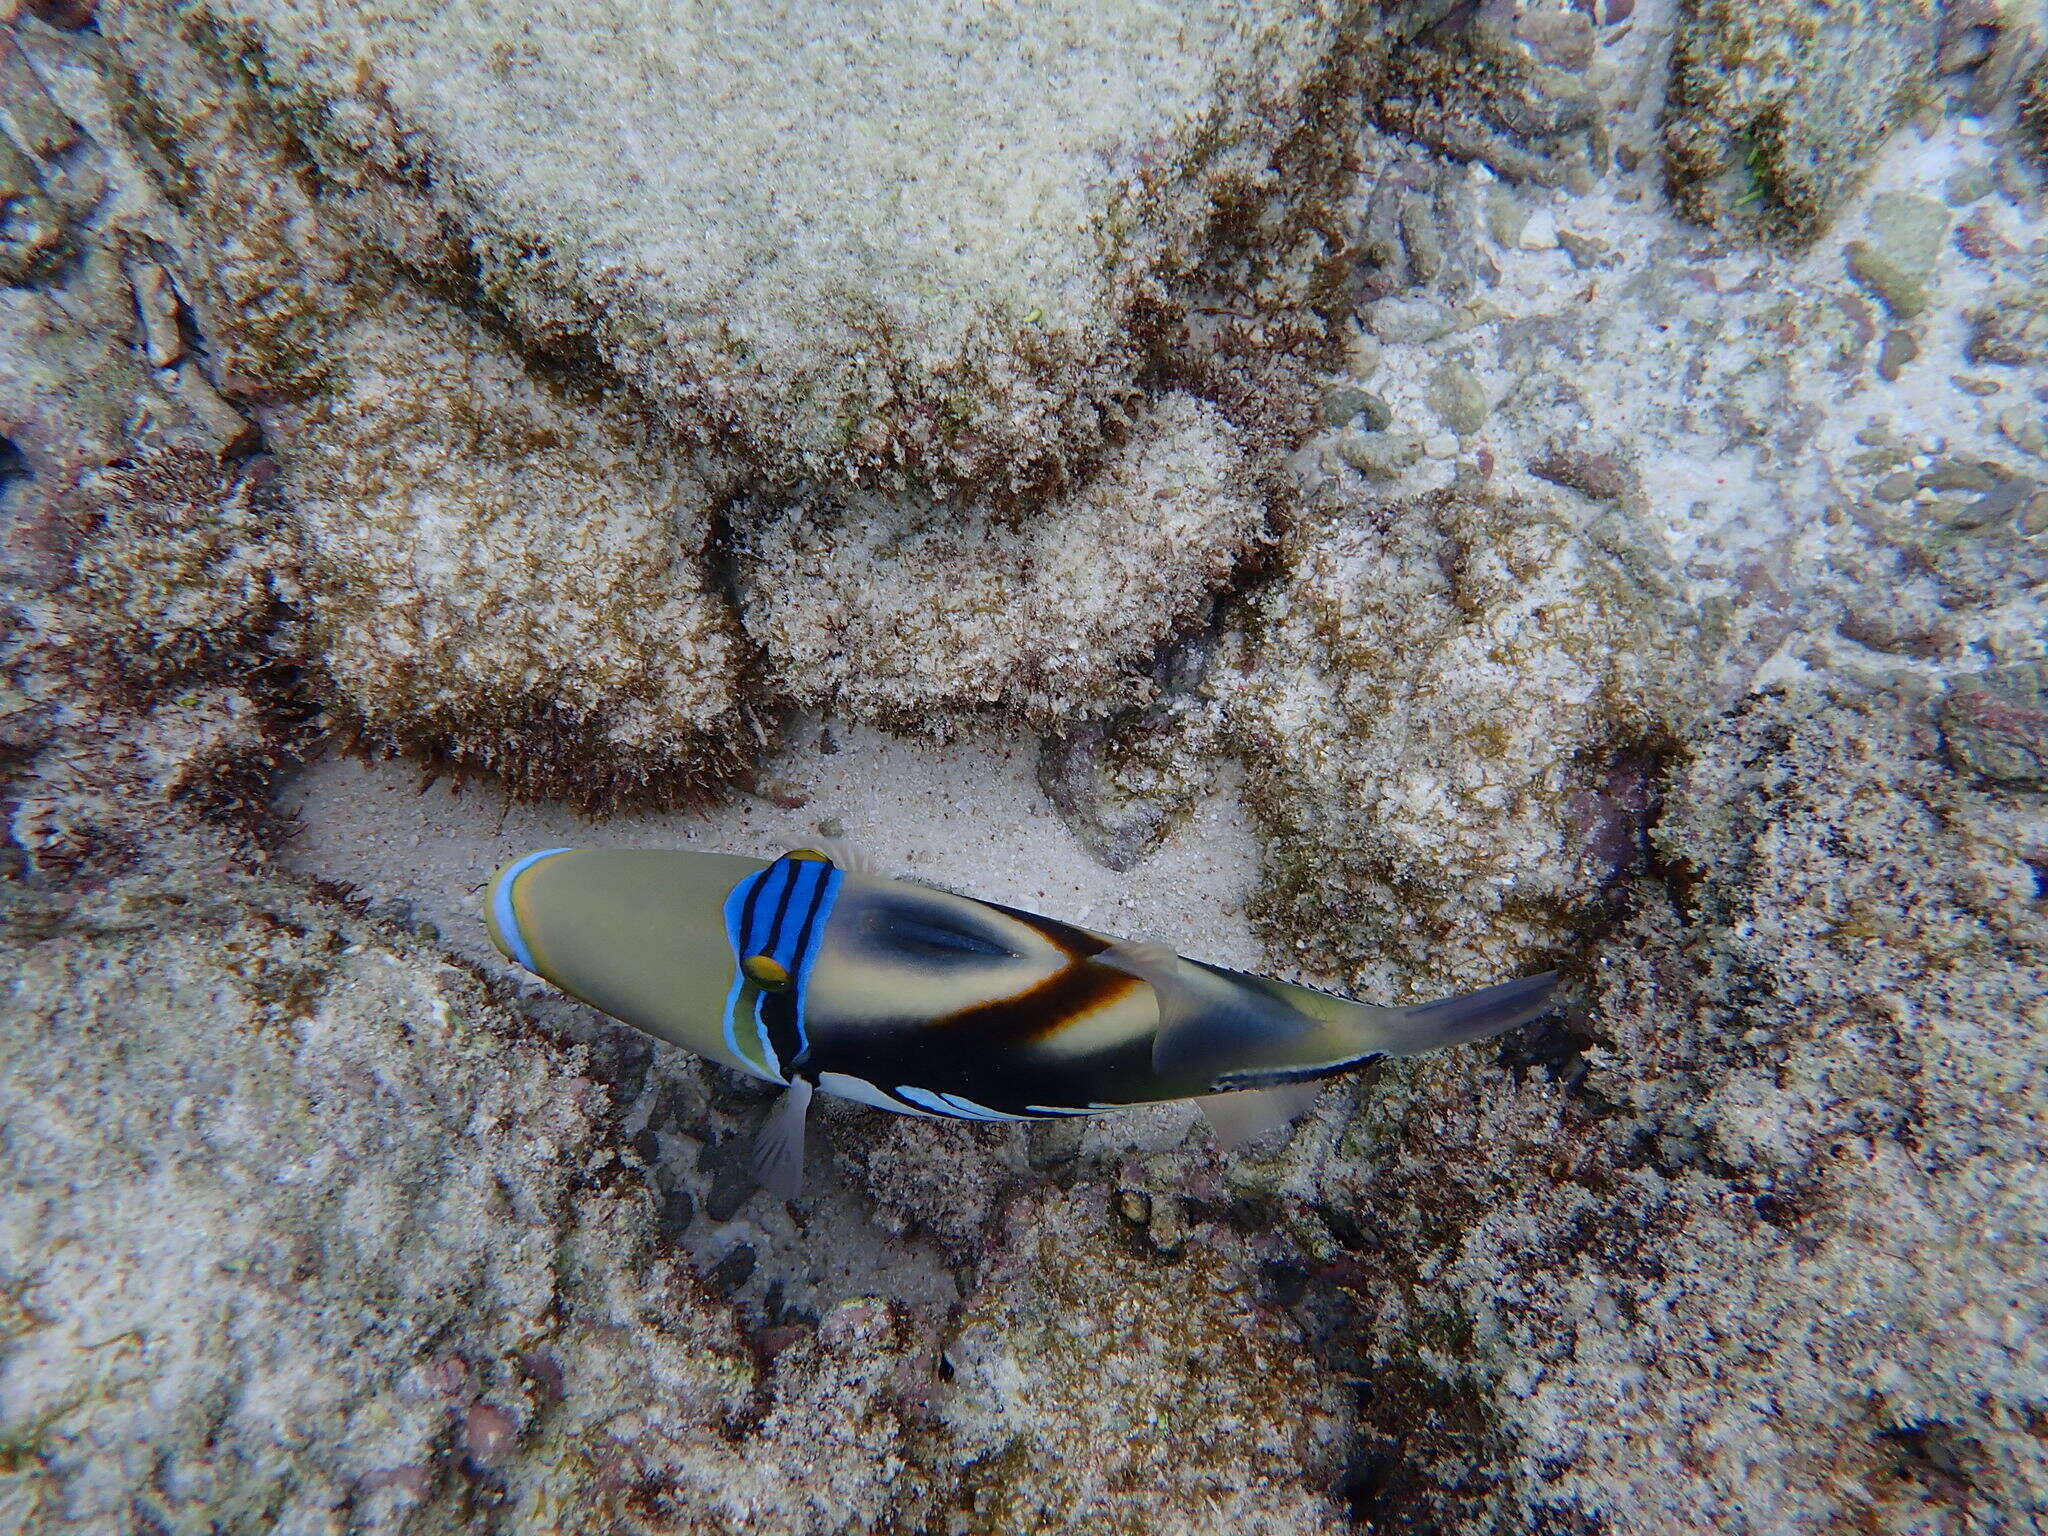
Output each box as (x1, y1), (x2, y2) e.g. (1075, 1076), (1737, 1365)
(1198, 1083), (1322, 1150)
(751, 1076), (814, 1199)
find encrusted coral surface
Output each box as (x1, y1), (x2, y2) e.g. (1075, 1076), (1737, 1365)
(1211, 484), (1696, 998)
(1307, 686), (2048, 1533)
(279, 291), (752, 810)
(0, 193), (303, 876)
(937, 1184), (1349, 1536)
(0, 873), (945, 1534)
(32, 13), (756, 807)
(737, 391), (1272, 731)
(105, 0), (1367, 501)
(1666, 0), (1939, 239)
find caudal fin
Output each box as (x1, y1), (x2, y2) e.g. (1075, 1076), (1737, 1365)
(1374, 971), (1561, 1057)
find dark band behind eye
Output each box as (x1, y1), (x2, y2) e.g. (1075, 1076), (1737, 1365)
(875, 912), (1018, 960)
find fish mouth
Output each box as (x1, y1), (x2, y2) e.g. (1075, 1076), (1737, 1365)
(484, 848), (576, 974)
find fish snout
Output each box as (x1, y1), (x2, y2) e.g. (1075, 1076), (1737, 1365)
(474, 846), (776, 1067)
(484, 848), (576, 975)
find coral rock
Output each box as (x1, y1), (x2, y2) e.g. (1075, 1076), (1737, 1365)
(107, 0), (1373, 502)
(937, 1184), (1349, 1536)
(1943, 661), (2048, 783)
(279, 291), (752, 811)
(1665, 0), (1939, 241)
(1213, 484), (1698, 997)
(0, 872), (949, 1535)
(1312, 685), (2048, 1532)
(738, 392), (1272, 730)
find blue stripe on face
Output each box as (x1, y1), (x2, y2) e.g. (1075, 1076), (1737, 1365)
(492, 848), (575, 974)
(722, 856), (844, 1079)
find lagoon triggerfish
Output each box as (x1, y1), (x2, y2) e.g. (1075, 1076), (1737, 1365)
(485, 845), (1559, 1196)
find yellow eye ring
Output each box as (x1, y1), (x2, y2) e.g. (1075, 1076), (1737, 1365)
(742, 953), (792, 990)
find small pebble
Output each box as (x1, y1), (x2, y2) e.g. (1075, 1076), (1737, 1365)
(1362, 295), (1456, 345)
(1922, 460), (1999, 494)
(1337, 429), (1425, 478)
(1943, 165), (1996, 208)
(1344, 328), (1382, 380)
(1556, 228), (1612, 269)
(1426, 361), (1490, 436)
(130, 262), (186, 370)
(2020, 488), (2048, 536)
(1997, 406), (2048, 459)
(1847, 193), (1951, 319)
(1516, 7), (1595, 68)
(757, 777), (808, 810)
(1927, 493), (1978, 527)
(708, 1245), (757, 1296)
(1423, 432), (1459, 459)
(657, 1186), (695, 1241)
(1398, 192), (1445, 283)
(1872, 471), (1918, 503)
(1320, 380), (1379, 428)
(815, 816), (847, 839)
(1529, 449), (1633, 502)
(703, 1164), (755, 1223)
(1876, 329), (1921, 382)
(1951, 374), (2001, 396)
(1518, 207), (1560, 252)
(1957, 475), (2038, 526)
(1143, 1196), (1188, 1257)
(1484, 183), (1529, 247)
(1942, 663), (2048, 783)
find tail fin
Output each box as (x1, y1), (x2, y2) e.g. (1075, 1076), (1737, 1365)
(1374, 971), (1561, 1057)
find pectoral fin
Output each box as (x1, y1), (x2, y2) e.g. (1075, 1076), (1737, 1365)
(1095, 940), (1314, 1080)
(751, 1076), (814, 1199)
(1198, 1083), (1322, 1150)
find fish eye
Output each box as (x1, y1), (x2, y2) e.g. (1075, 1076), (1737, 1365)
(742, 953), (793, 990)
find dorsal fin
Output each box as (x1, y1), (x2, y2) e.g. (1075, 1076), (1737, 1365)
(1094, 940), (1314, 1079)
(789, 838), (875, 876)
(1092, 941), (1192, 1023)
